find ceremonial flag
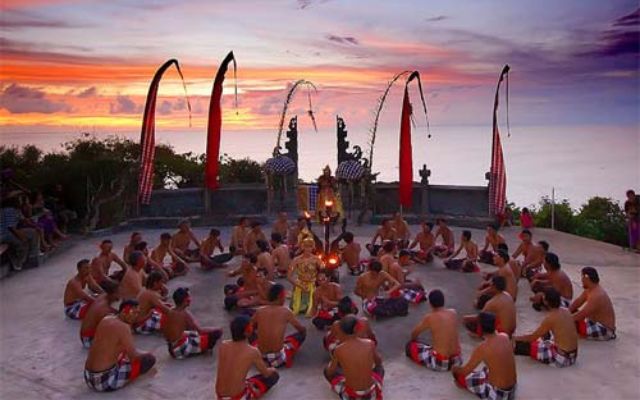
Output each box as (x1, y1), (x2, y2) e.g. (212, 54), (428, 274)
(399, 84), (413, 207)
(138, 59), (190, 205)
(206, 51), (237, 190)
(489, 65), (510, 216)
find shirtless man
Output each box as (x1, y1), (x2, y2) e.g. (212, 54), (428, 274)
(324, 315), (385, 400)
(83, 300), (156, 392)
(476, 250), (517, 306)
(80, 280), (119, 348)
(378, 240), (397, 273)
(244, 221), (268, 256)
(64, 259), (103, 319)
(366, 218), (397, 256)
(406, 289), (462, 371)
(409, 221), (435, 264)
(270, 233), (291, 277)
(479, 225), (506, 265)
(529, 252), (573, 311)
(224, 254), (265, 311)
(323, 298), (375, 354)
(511, 230), (547, 280)
(171, 220), (201, 263)
(389, 250), (426, 304)
(392, 212), (411, 249)
(464, 276), (516, 338)
(133, 271), (171, 335)
(215, 315), (280, 400)
(452, 312), (517, 400)
(514, 288), (578, 367)
(200, 228), (233, 270)
(230, 217), (250, 255)
(118, 250), (147, 301)
(251, 284), (307, 368)
(433, 218), (455, 258)
(570, 267), (616, 341)
(90, 239), (128, 288)
(256, 240), (275, 280)
(339, 232), (364, 275)
(162, 287), (223, 359)
(311, 270), (344, 330)
(355, 260), (407, 319)
(288, 216), (307, 249)
(272, 212), (290, 241)
(150, 233), (188, 277)
(444, 230), (479, 273)
(122, 232), (142, 265)
(134, 241), (170, 281)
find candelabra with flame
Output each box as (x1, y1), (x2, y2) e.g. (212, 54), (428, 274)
(302, 200), (340, 280)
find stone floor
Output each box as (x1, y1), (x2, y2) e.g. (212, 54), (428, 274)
(0, 224), (638, 400)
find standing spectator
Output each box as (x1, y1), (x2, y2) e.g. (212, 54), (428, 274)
(1, 193), (40, 270)
(624, 190), (640, 252)
(520, 207), (534, 230)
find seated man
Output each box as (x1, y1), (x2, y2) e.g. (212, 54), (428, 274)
(230, 217), (250, 256)
(464, 276), (516, 338)
(355, 260), (408, 319)
(80, 280), (119, 348)
(122, 232), (142, 266)
(330, 231), (365, 275)
(514, 288), (578, 368)
(133, 271), (171, 335)
(135, 241), (170, 281)
(84, 300), (156, 392)
(452, 312), (517, 400)
(389, 250), (426, 304)
(151, 233), (189, 277)
(311, 270), (345, 330)
(270, 232), (291, 277)
(90, 239), (128, 289)
(366, 218), (397, 256)
(171, 219), (201, 263)
(433, 218), (455, 258)
(392, 211), (411, 249)
(244, 221), (268, 257)
(200, 228), (233, 270)
(162, 287), (223, 359)
(406, 289), (462, 371)
(324, 315), (385, 400)
(409, 221), (435, 264)
(444, 230), (479, 273)
(529, 252), (573, 311)
(570, 267), (616, 341)
(224, 254), (264, 311)
(64, 259), (103, 320)
(476, 250), (517, 305)
(478, 225), (505, 265)
(215, 315), (280, 400)
(118, 251), (147, 301)
(256, 240), (275, 280)
(271, 212), (290, 241)
(323, 298), (373, 353)
(251, 284), (307, 368)
(378, 240), (396, 273)
(512, 230), (547, 280)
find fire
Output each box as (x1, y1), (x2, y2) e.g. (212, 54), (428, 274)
(303, 210), (311, 219)
(325, 200), (334, 207)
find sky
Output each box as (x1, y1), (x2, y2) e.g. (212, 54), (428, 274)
(0, 0), (638, 136)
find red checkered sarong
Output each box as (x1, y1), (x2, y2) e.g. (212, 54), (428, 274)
(530, 338), (577, 368)
(330, 371), (383, 400)
(261, 332), (305, 368)
(576, 318), (616, 341)
(391, 288), (426, 304)
(133, 308), (165, 335)
(168, 330), (209, 359)
(80, 328), (95, 349)
(64, 299), (89, 320)
(84, 353), (142, 392)
(456, 366), (516, 400)
(216, 374), (279, 400)
(405, 340), (462, 371)
(434, 245), (453, 258)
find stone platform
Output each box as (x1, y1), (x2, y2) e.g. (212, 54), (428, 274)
(0, 225), (638, 399)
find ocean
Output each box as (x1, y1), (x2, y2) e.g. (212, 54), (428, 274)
(1, 124), (638, 209)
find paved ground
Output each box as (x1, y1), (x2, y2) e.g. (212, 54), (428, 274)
(1, 224), (639, 400)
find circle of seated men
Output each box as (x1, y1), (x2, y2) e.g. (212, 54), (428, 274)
(62, 216), (617, 399)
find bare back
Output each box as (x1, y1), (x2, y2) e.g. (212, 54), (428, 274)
(216, 341), (267, 397)
(85, 316), (134, 371)
(81, 295), (115, 334)
(480, 334), (517, 389)
(342, 242), (361, 267)
(484, 292), (516, 335)
(426, 308), (460, 356)
(253, 305), (294, 352)
(335, 338), (377, 391)
(550, 270), (573, 300)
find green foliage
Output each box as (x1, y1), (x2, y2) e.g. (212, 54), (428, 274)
(574, 197), (627, 246)
(533, 197), (575, 233)
(218, 153), (264, 184)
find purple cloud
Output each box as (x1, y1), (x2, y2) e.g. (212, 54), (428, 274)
(0, 9), (85, 30)
(0, 83), (69, 114)
(326, 34), (359, 45)
(109, 95), (141, 114)
(76, 86), (97, 98)
(613, 8), (639, 27)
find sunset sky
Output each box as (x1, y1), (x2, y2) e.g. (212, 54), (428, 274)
(1, 0), (638, 135)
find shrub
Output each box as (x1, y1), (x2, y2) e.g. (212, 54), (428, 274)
(533, 197), (575, 233)
(574, 197), (627, 246)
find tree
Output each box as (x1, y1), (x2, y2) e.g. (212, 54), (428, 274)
(533, 197), (575, 233)
(574, 197), (627, 246)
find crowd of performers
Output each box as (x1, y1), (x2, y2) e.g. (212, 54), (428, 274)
(63, 213), (617, 399)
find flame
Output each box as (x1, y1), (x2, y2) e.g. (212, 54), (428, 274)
(325, 200), (334, 207)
